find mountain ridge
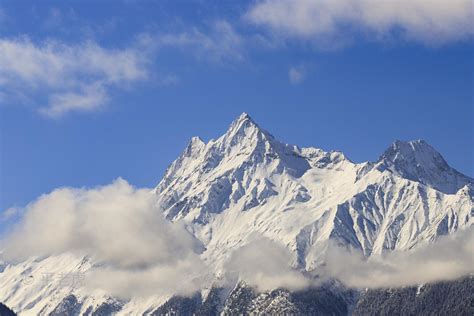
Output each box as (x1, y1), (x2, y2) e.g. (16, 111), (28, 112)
(0, 112), (472, 315)
(153, 113), (472, 267)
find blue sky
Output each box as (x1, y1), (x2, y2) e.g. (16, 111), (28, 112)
(0, 0), (473, 214)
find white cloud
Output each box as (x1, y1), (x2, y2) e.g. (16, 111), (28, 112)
(0, 21), (245, 118)
(224, 236), (311, 291)
(0, 37), (150, 117)
(1, 179), (201, 268)
(222, 228), (474, 291)
(86, 259), (210, 299)
(246, 0), (474, 45)
(1, 178), (210, 298)
(40, 82), (109, 118)
(322, 228), (474, 288)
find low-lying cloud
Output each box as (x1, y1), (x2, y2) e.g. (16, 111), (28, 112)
(224, 235), (311, 292)
(1, 179), (211, 298)
(2, 178), (200, 268)
(85, 258), (210, 299)
(1, 179), (473, 299)
(323, 228), (474, 288)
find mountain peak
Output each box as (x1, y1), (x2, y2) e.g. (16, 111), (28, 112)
(184, 136), (205, 157)
(377, 139), (471, 193)
(380, 139), (446, 166)
(236, 112), (252, 122)
(228, 112), (259, 131)
(381, 139), (440, 162)
(220, 112), (274, 149)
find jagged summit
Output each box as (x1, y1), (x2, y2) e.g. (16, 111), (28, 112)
(184, 136), (205, 156)
(156, 113), (313, 222)
(232, 112), (254, 125)
(183, 113), (263, 157)
(158, 115), (472, 203)
(227, 112), (260, 134)
(217, 112), (277, 151)
(379, 139), (444, 163)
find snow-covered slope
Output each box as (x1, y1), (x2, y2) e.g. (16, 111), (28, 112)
(0, 113), (472, 315)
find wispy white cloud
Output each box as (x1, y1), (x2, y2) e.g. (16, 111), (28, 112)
(40, 82), (109, 118)
(288, 64), (311, 84)
(0, 207), (23, 222)
(246, 0), (474, 45)
(0, 37), (150, 117)
(323, 228), (474, 288)
(157, 20), (244, 63)
(0, 20), (247, 118)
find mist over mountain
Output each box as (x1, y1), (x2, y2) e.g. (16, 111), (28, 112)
(0, 113), (472, 315)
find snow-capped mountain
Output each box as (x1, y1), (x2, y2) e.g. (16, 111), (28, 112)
(156, 113), (472, 268)
(0, 113), (472, 315)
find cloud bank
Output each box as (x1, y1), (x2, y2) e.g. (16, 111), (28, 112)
(1, 179), (200, 268)
(1, 179), (472, 299)
(1, 179), (210, 298)
(323, 228), (474, 288)
(246, 0), (474, 45)
(0, 38), (150, 117)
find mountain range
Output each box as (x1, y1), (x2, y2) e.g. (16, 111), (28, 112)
(0, 113), (472, 315)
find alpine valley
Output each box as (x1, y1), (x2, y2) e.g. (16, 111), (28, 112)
(1, 113), (473, 315)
